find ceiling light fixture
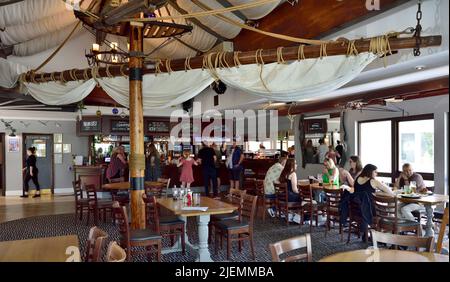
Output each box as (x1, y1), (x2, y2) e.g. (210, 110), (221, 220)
(415, 65), (426, 71)
(385, 97), (404, 103)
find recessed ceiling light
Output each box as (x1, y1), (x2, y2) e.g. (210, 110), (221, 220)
(415, 65), (426, 71)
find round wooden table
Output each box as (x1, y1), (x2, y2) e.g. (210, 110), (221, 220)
(102, 181), (165, 191)
(319, 249), (449, 262)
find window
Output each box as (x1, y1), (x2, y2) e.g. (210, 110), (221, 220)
(398, 119), (434, 173)
(359, 120), (392, 173)
(358, 115), (435, 184)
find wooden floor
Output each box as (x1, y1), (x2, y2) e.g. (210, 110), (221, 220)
(0, 195), (75, 224)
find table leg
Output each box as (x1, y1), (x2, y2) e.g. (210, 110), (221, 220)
(424, 204), (435, 237)
(196, 214), (213, 262)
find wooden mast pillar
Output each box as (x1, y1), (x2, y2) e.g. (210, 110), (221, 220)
(128, 21), (146, 229)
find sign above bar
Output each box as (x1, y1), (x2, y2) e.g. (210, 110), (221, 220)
(147, 120), (170, 133)
(304, 119), (327, 134)
(111, 120), (130, 133)
(79, 118), (102, 133)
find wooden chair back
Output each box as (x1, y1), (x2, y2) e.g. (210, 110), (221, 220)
(106, 241), (127, 262)
(269, 234), (313, 262)
(436, 207), (449, 253)
(109, 177), (125, 183)
(112, 201), (130, 242)
(142, 194), (160, 233)
(298, 184), (314, 204)
(243, 177), (257, 194)
(157, 177), (171, 188)
(241, 194), (258, 228)
(255, 179), (265, 197)
(324, 188), (342, 216)
(275, 182), (288, 204)
(85, 226), (108, 262)
(373, 194), (398, 225)
(85, 184), (98, 206)
(73, 180), (83, 202)
(370, 230), (434, 252)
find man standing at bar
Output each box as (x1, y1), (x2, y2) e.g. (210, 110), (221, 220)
(198, 141), (218, 197)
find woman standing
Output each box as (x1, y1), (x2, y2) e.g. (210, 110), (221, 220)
(22, 147), (41, 198)
(106, 146), (127, 182)
(145, 143), (161, 182)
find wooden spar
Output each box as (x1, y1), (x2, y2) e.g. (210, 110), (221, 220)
(23, 35), (442, 83)
(128, 22), (146, 230)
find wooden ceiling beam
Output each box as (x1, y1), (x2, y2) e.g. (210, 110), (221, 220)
(233, 0), (412, 51)
(277, 77), (449, 116)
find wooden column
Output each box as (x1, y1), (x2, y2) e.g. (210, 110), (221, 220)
(129, 22), (146, 230)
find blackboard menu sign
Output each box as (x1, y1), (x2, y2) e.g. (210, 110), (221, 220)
(111, 120), (130, 132)
(147, 120), (170, 134)
(79, 118), (102, 133)
(304, 119), (327, 134)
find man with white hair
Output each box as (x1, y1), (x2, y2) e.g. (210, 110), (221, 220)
(395, 163), (427, 221)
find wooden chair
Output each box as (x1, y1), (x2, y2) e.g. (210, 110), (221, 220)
(106, 241), (127, 262)
(256, 179), (275, 223)
(142, 194), (186, 255)
(346, 200), (373, 243)
(85, 226), (108, 262)
(112, 201), (162, 262)
(299, 183), (323, 231)
(370, 230), (434, 252)
(436, 207), (449, 254)
(73, 180), (89, 222)
(324, 188), (343, 241)
(109, 177), (129, 206)
(157, 177), (171, 196)
(85, 184), (114, 226)
(269, 234), (313, 262)
(214, 194), (258, 260)
(209, 188), (246, 243)
(243, 177), (257, 195)
(275, 182), (301, 226)
(373, 194), (422, 236)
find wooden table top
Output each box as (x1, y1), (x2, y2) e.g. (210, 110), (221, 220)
(319, 249), (449, 262)
(102, 181), (165, 190)
(157, 197), (237, 217)
(309, 183), (340, 190)
(397, 193), (449, 205)
(0, 235), (80, 262)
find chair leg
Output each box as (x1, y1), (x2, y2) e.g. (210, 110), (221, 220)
(86, 208), (91, 226)
(181, 227), (186, 255)
(347, 222), (352, 244)
(238, 234), (242, 253)
(157, 241), (162, 262)
(339, 222), (343, 242)
(227, 233), (231, 260)
(262, 205), (266, 223)
(214, 229), (219, 255)
(249, 233), (256, 260)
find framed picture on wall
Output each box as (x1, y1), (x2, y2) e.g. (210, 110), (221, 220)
(63, 144), (71, 154)
(54, 133), (63, 144)
(54, 143), (62, 154)
(54, 153), (63, 164)
(8, 137), (20, 152)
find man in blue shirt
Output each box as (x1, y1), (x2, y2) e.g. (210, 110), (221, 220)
(226, 140), (244, 190)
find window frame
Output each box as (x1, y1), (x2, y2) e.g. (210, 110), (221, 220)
(358, 114), (434, 184)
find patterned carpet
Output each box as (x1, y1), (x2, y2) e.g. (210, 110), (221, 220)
(0, 213), (372, 262)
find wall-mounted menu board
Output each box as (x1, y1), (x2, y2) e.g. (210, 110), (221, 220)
(147, 120), (171, 134)
(79, 118), (102, 133)
(304, 119), (327, 134)
(110, 120), (130, 133)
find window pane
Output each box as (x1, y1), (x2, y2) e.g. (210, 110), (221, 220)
(398, 119), (434, 173)
(360, 121), (392, 172)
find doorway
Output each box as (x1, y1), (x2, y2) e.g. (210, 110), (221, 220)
(22, 134), (54, 194)
(0, 133), (4, 196)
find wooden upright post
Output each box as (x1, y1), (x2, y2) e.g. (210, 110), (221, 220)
(128, 21), (146, 229)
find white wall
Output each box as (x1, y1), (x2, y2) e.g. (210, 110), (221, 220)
(0, 110), (89, 195)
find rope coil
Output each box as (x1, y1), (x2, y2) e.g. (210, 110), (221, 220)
(119, 64), (128, 77)
(155, 60), (163, 75)
(59, 70), (67, 84)
(319, 43), (328, 59)
(165, 59), (173, 74)
(255, 49), (270, 93)
(184, 56), (192, 72)
(105, 65), (113, 78)
(233, 51), (242, 68)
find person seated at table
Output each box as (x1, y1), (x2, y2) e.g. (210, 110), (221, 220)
(355, 164), (395, 196)
(279, 159), (300, 202)
(339, 156), (363, 187)
(395, 163), (427, 221)
(106, 146), (127, 182)
(264, 153), (288, 217)
(317, 158), (340, 202)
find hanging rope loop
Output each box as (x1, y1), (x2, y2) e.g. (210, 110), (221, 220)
(276, 47), (286, 64)
(297, 45), (305, 61)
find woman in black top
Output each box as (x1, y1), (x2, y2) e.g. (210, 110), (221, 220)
(22, 147), (41, 198)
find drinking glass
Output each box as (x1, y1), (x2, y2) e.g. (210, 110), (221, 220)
(172, 188), (179, 200)
(410, 181), (417, 193)
(193, 193), (201, 206)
